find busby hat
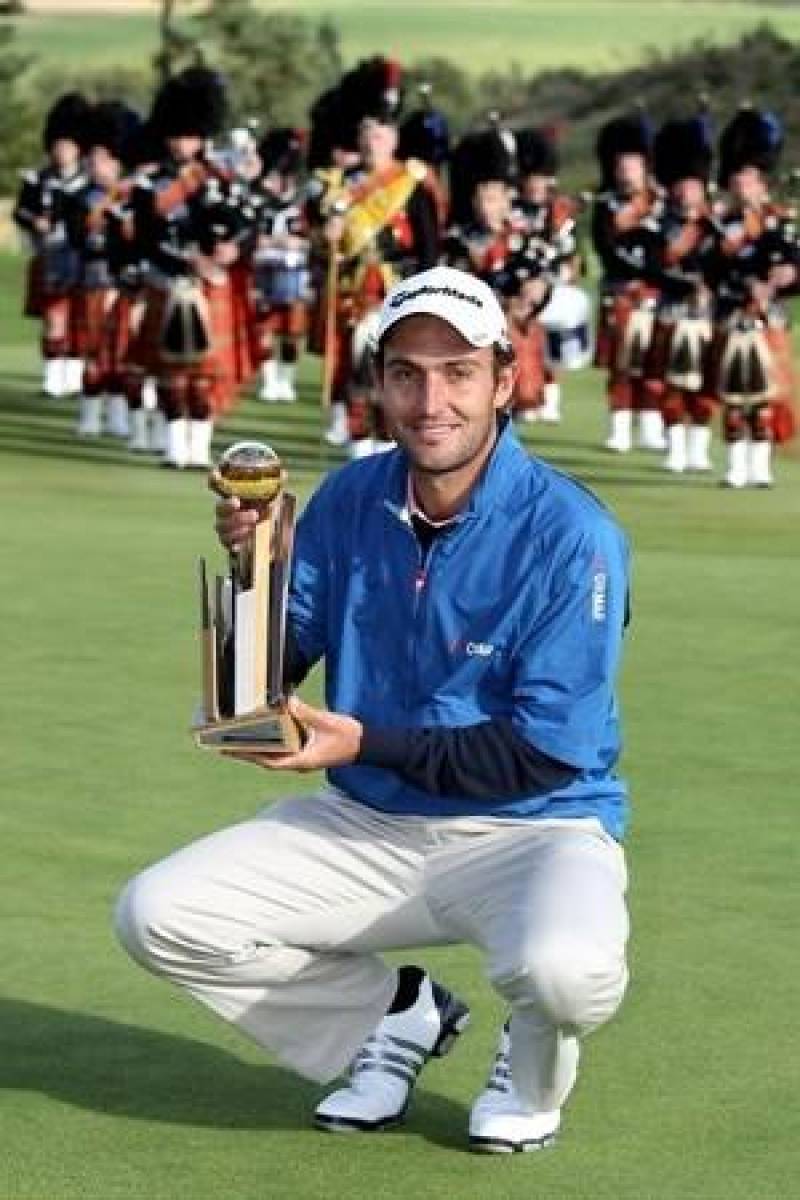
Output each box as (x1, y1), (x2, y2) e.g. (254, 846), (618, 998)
(595, 113), (652, 187)
(398, 83), (450, 166)
(308, 85), (359, 168)
(85, 100), (143, 166)
(341, 56), (404, 126)
(718, 105), (783, 185)
(259, 127), (305, 177)
(515, 127), (558, 179)
(653, 117), (713, 188)
(43, 92), (92, 152)
(149, 67), (227, 141)
(449, 127), (516, 226)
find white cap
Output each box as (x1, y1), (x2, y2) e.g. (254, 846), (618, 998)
(372, 266), (511, 352)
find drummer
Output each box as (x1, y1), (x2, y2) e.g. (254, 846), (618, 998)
(252, 128), (310, 404)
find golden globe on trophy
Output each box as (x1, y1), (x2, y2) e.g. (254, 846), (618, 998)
(193, 441), (304, 754)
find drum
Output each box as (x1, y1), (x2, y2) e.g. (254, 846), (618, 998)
(254, 248), (310, 308)
(537, 283), (593, 370)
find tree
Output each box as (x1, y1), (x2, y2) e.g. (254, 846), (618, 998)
(190, 0), (343, 127)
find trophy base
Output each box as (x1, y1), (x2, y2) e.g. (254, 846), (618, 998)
(194, 705), (303, 754)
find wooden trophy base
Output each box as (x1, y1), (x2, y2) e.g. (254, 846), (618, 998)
(194, 705), (303, 754)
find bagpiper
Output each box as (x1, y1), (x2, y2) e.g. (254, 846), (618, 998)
(592, 113), (666, 453)
(307, 57), (441, 457)
(443, 123), (538, 420)
(512, 126), (582, 423)
(126, 67), (256, 469)
(14, 92), (91, 399)
(67, 100), (142, 441)
(708, 106), (798, 487)
(251, 127), (310, 405)
(646, 115), (717, 473)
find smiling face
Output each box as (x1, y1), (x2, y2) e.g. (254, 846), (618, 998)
(378, 315), (515, 487)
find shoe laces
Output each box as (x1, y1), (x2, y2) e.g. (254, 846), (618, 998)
(486, 1022), (513, 1095)
(348, 1030), (431, 1089)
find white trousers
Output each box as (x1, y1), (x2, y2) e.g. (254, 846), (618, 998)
(115, 789), (629, 1109)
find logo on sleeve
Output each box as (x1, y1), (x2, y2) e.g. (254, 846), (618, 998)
(591, 567), (607, 622)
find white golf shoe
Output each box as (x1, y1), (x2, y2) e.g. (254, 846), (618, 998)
(469, 1023), (560, 1154)
(314, 973), (470, 1133)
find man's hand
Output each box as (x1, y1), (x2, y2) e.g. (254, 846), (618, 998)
(222, 697), (364, 773)
(214, 495), (260, 553)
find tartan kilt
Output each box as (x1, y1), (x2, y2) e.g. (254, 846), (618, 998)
(128, 271), (257, 413)
(509, 321), (546, 413)
(595, 285), (660, 375)
(711, 321), (797, 443)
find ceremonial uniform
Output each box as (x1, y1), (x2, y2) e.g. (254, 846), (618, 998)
(308, 58), (440, 455)
(127, 68), (256, 469)
(592, 116), (666, 453)
(707, 108), (798, 487)
(13, 92), (90, 399)
(512, 127), (582, 423)
(646, 117), (717, 473)
(67, 101), (142, 441)
(252, 129), (310, 404)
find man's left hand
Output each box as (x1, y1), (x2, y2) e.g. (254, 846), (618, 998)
(222, 697), (363, 773)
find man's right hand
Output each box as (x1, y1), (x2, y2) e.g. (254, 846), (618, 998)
(214, 496), (260, 554)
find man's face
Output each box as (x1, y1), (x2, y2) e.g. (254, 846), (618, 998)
(359, 118), (397, 168)
(50, 138), (80, 172)
(88, 145), (120, 188)
(474, 180), (511, 230)
(167, 135), (204, 163)
(729, 166), (767, 207)
(379, 315), (515, 477)
(521, 173), (550, 205)
(671, 177), (706, 211)
(614, 152), (647, 195)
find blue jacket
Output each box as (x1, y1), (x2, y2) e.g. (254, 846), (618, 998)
(288, 421), (630, 838)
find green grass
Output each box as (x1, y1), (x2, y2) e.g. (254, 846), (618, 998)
(1, 242), (798, 1199)
(12, 1), (800, 74)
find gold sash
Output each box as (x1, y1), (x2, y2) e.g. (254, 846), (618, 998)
(337, 160), (427, 261)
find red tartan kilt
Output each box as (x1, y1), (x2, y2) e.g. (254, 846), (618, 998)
(72, 287), (114, 359)
(128, 273), (257, 412)
(712, 323), (797, 443)
(257, 301), (308, 341)
(510, 322), (546, 411)
(646, 317), (672, 381)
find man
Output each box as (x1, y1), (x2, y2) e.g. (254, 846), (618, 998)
(116, 266), (631, 1154)
(645, 116), (716, 474)
(128, 67), (253, 469)
(592, 113), (666, 453)
(14, 92), (90, 399)
(251, 127), (310, 405)
(707, 106), (798, 488)
(512, 126), (581, 423)
(307, 58), (440, 456)
(67, 99), (141, 441)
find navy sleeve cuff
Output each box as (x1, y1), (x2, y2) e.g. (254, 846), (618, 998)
(357, 726), (413, 769)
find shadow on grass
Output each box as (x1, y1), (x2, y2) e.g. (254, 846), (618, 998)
(0, 997), (469, 1147)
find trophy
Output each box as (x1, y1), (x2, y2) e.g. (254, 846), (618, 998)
(193, 441), (303, 754)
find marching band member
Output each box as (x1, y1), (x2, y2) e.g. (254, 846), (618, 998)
(252, 127), (310, 404)
(68, 100), (141, 440)
(127, 68), (252, 469)
(308, 58), (440, 457)
(647, 117), (717, 473)
(708, 106), (798, 487)
(513, 126), (581, 423)
(592, 114), (666, 453)
(14, 92), (90, 399)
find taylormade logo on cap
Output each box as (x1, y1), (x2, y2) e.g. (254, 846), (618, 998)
(374, 266), (510, 350)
